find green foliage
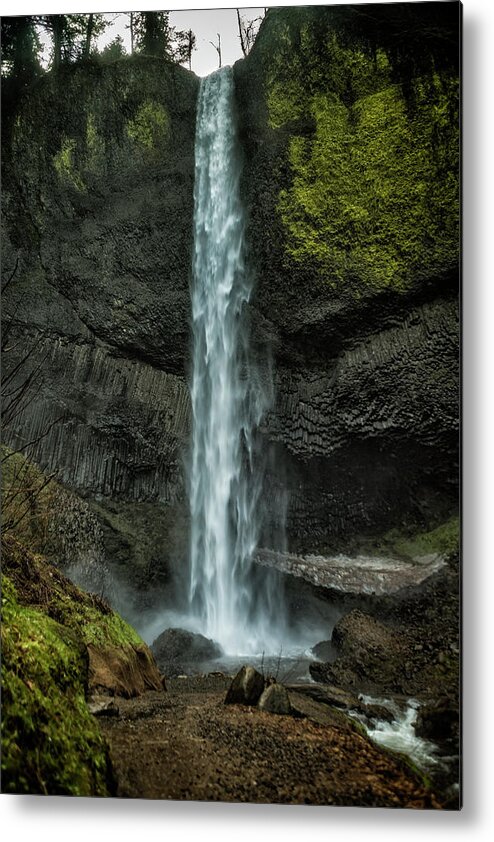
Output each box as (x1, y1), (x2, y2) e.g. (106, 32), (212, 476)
(85, 113), (105, 172)
(384, 516), (460, 561)
(133, 11), (173, 59)
(127, 100), (170, 152)
(53, 136), (85, 190)
(1, 575), (112, 795)
(98, 34), (127, 64)
(37, 13), (109, 68)
(1, 446), (56, 544)
(263, 17), (459, 296)
(1, 16), (42, 84)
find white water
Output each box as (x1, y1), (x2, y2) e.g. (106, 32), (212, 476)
(350, 696), (443, 773)
(188, 67), (286, 656)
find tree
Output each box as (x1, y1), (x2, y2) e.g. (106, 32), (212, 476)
(134, 11), (173, 58)
(236, 9), (263, 57)
(1, 16), (42, 88)
(99, 35), (127, 64)
(174, 28), (196, 71)
(132, 12), (196, 67)
(37, 13), (108, 69)
(82, 13), (108, 60)
(210, 33), (222, 68)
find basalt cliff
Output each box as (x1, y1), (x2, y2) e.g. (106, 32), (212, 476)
(2, 4), (459, 608)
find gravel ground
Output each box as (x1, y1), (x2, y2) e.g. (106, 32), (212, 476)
(98, 675), (442, 808)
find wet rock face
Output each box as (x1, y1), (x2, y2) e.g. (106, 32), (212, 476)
(3, 12), (460, 602)
(2, 58), (199, 592)
(5, 58), (198, 376)
(235, 6), (460, 549)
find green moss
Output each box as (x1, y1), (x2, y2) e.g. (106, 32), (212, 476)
(276, 76), (458, 294)
(85, 113), (105, 173)
(51, 590), (144, 650)
(1, 575), (112, 795)
(127, 100), (170, 152)
(53, 137), (85, 191)
(385, 516), (460, 561)
(262, 14), (459, 298)
(267, 78), (306, 129)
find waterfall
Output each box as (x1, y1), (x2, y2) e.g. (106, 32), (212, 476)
(188, 67), (283, 655)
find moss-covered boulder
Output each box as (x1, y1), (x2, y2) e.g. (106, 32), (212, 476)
(1, 535), (162, 795)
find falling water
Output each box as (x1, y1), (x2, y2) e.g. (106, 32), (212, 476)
(188, 67), (283, 655)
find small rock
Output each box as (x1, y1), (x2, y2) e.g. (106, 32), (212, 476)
(258, 683), (291, 715)
(88, 696), (119, 717)
(224, 665), (265, 706)
(357, 702), (395, 725)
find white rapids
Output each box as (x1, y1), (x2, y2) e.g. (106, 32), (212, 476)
(350, 696), (444, 772)
(188, 67), (286, 655)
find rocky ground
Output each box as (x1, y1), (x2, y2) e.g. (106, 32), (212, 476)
(97, 675), (443, 808)
(308, 554), (460, 800)
(310, 554), (460, 700)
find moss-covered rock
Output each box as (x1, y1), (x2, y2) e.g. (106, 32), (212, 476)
(1, 535), (162, 795)
(237, 4), (459, 319)
(1, 572), (112, 795)
(277, 74), (458, 295)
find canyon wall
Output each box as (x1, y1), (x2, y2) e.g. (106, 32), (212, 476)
(2, 5), (460, 599)
(2, 57), (198, 596)
(235, 4), (460, 551)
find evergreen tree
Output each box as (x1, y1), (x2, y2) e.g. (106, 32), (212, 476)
(134, 11), (172, 58)
(1, 16), (42, 87)
(99, 35), (127, 64)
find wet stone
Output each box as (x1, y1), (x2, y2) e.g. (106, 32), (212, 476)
(224, 665), (265, 706)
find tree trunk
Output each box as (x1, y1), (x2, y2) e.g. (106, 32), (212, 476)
(51, 16), (63, 71)
(84, 13), (94, 59)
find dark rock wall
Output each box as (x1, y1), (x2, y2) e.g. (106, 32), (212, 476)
(2, 5), (460, 594)
(2, 57), (198, 592)
(235, 5), (460, 549)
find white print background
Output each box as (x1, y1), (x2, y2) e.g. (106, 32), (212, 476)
(0, 0), (492, 839)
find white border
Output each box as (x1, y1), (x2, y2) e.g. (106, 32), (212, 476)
(2, 0), (493, 838)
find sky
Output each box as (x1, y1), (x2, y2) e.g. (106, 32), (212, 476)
(71, 7), (268, 76)
(2, 3), (280, 78)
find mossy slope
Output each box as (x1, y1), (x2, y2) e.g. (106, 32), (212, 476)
(1, 535), (158, 795)
(1, 573), (112, 795)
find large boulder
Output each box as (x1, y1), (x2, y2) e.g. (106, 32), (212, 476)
(309, 609), (405, 693)
(311, 639), (337, 661)
(415, 697), (459, 742)
(87, 643), (162, 698)
(151, 627), (222, 675)
(224, 665), (265, 706)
